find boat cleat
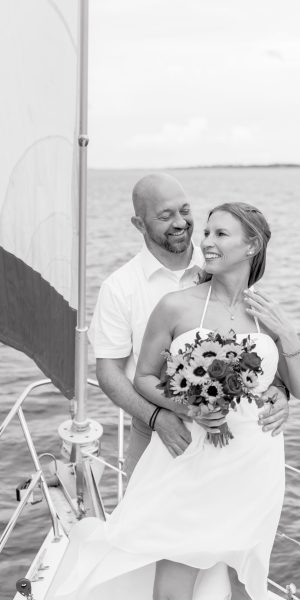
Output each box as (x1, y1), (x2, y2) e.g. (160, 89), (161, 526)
(16, 477), (43, 505)
(16, 578), (34, 599)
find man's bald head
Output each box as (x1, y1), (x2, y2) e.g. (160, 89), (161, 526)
(132, 173), (186, 219)
(131, 172), (193, 256)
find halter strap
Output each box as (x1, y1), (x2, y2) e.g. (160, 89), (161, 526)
(249, 285), (261, 333)
(200, 285), (212, 329)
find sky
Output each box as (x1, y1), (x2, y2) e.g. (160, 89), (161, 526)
(88, 0), (300, 169)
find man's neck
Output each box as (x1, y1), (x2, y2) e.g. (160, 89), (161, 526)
(145, 240), (193, 271)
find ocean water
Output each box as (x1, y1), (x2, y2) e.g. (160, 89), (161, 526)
(0, 167), (299, 598)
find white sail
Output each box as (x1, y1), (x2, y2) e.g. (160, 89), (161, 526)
(0, 0), (80, 398)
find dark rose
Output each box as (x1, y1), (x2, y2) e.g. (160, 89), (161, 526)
(240, 352), (262, 372)
(207, 359), (229, 381)
(223, 373), (243, 397)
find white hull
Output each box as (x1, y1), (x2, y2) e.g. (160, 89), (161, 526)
(14, 527), (68, 600)
(13, 522), (287, 600)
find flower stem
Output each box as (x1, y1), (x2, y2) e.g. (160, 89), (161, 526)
(206, 422), (234, 448)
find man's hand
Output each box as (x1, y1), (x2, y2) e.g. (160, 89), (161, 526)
(187, 405), (227, 432)
(258, 385), (289, 436)
(154, 409), (192, 458)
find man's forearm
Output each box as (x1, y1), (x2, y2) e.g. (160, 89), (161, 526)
(97, 358), (156, 425)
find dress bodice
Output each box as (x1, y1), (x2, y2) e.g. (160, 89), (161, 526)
(170, 284), (279, 395)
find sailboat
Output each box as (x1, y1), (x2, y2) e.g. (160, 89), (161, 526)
(0, 1), (299, 599)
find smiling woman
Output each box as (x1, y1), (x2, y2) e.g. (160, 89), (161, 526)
(201, 202), (271, 287)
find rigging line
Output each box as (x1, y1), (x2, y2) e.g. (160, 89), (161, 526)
(285, 463), (300, 475)
(47, 0), (77, 52)
(83, 451), (127, 477)
(276, 531), (300, 548)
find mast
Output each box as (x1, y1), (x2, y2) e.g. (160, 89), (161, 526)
(58, 0), (103, 518)
(74, 0), (89, 428)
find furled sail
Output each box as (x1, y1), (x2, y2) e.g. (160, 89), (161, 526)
(0, 0), (80, 399)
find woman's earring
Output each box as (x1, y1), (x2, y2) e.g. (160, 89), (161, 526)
(247, 250), (254, 256)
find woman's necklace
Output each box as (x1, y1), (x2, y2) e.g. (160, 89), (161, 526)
(212, 290), (244, 321)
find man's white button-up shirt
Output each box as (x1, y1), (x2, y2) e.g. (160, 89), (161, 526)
(88, 243), (203, 381)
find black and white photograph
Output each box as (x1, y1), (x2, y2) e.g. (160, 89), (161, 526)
(0, 1), (299, 599)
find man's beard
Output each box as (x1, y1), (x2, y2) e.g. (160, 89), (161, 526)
(161, 238), (190, 253)
(145, 224), (193, 254)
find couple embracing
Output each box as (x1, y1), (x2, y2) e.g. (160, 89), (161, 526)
(50, 173), (300, 600)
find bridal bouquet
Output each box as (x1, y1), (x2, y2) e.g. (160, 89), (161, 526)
(158, 330), (265, 448)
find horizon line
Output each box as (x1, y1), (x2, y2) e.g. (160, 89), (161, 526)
(89, 163), (300, 171)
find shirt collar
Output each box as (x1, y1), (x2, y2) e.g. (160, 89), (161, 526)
(140, 242), (203, 280)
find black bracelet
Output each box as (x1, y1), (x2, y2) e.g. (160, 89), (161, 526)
(149, 407), (161, 430)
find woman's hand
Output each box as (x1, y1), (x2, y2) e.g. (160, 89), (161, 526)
(187, 405), (227, 432)
(243, 289), (293, 337)
(173, 402), (193, 420)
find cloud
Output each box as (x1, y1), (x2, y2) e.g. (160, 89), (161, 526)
(264, 49), (284, 61)
(126, 117), (208, 149)
(87, 0), (300, 167)
(231, 126), (256, 144)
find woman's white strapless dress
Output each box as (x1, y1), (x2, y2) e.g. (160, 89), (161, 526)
(48, 328), (285, 600)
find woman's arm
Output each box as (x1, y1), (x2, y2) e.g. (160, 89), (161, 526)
(134, 294), (189, 417)
(244, 289), (300, 399)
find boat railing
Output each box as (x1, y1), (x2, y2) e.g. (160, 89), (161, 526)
(0, 379), (61, 555)
(1, 379), (299, 599)
(87, 377), (126, 501)
(0, 377), (127, 561)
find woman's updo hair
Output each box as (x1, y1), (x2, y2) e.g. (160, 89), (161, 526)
(203, 202), (271, 287)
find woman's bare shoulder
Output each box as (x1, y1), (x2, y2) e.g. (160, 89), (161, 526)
(155, 281), (211, 313)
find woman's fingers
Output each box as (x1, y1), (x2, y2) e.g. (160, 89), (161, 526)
(194, 416), (226, 431)
(244, 296), (265, 311)
(244, 290), (265, 306)
(250, 289), (271, 302)
(188, 406), (226, 431)
(200, 424), (221, 433)
(245, 289), (270, 304)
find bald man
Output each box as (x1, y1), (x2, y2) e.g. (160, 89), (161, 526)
(88, 172), (289, 600)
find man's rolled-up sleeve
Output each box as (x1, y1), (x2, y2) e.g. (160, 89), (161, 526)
(88, 281), (131, 358)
